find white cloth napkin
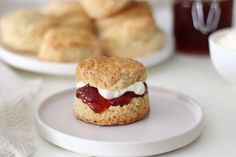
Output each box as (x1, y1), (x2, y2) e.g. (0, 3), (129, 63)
(0, 62), (41, 157)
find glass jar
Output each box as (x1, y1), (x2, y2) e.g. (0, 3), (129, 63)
(174, 0), (233, 54)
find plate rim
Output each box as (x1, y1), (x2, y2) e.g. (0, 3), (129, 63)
(35, 86), (204, 145)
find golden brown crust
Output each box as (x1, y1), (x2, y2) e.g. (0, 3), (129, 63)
(100, 16), (164, 58)
(38, 28), (101, 62)
(96, 1), (152, 32)
(57, 12), (94, 33)
(0, 10), (57, 53)
(42, 1), (94, 33)
(80, 0), (133, 19)
(96, 1), (164, 58)
(73, 94), (150, 125)
(76, 56), (147, 89)
(42, 1), (86, 17)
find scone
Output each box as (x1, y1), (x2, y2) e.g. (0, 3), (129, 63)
(80, 0), (133, 19)
(97, 2), (164, 58)
(42, 1), (86, 17)
(42, 1), (94, 32)
(96, 1), (152, 32)
(100, 16), (164, 58)
(0, 10), (57, 53)
(58, 12), (94, 33)
(74, 56), (150, 125)
(38, 28), (101, 62)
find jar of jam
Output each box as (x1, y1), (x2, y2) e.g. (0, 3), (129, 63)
(174, 0), (233, 54)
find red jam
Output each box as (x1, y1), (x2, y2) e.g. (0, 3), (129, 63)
(76, 83), (148, 113)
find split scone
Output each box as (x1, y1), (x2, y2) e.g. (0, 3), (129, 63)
(98, 2), (164, 58)
(74, 57), (150, 125)
(0, 10), (57, 53)
(42, 1), (94, 32)
(80, 0), (133, 19)
(38, 28), (101, 62)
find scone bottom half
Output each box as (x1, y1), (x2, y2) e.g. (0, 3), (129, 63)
(73, 56), (150, 125)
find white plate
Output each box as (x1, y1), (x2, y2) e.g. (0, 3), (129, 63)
(35, 86), (204, 157)
(0, 1), (174, 76)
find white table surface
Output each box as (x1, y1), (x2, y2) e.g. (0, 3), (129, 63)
(2, 0), (236, 157)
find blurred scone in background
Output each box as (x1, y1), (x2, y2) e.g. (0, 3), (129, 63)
(0, 0), (165, 62)
(97, 1), (164, 58)
(1, 10), (57, 53)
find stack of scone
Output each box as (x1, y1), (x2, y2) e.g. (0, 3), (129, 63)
(42, 1), (94, 32)
(0, 1), (101, 62)
(74, 56), (150, 125)
(39, 1), (102, 62)
(0, 10), (57, 53)
(0, 0), (164, 62)
(93, 1), (164, 58)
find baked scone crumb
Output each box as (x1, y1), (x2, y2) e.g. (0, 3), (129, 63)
(74, 94), (150, 125)
(76, 56), (147, 89)
(80, 0), (133, 19)
(38, 28), (101, 62)
(0, 9), (57, 53)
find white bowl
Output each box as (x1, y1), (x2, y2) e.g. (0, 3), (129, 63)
(209, 28), (236, 84)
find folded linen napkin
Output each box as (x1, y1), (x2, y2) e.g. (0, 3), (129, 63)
(0, 62), (41, 157)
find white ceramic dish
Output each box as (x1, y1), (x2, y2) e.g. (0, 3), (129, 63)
(0, 1), (174, 76)
(35, 86), (204, 157)
(209, 28), (236, 84)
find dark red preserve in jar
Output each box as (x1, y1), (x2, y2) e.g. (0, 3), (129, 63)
(174, 0), (233, 54)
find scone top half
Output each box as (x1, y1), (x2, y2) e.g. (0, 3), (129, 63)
(76, 56), (147, 90)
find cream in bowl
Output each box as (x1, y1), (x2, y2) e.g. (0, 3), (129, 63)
(209, 28), (236, 84)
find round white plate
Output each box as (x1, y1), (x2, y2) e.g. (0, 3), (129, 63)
(35, 86), (204, 157)
(0, 1), (174, 76)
